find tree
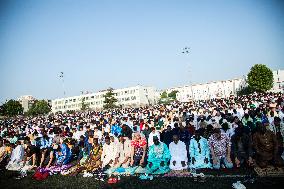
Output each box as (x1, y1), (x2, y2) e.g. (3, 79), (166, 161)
(159, 91), (172, 105)
(247, 64), (274, 93)
(236, 86), (253, 96)
(168, 90), (178, 100)
(1, 100), (23, 117)
(0, 105), (4, 116)
(27, 100), (51, 116)
(160, 91), (168, 99)
(80, 97), (89, 111)
(103, 87), (118, 109)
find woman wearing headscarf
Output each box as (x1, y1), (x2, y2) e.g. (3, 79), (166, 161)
(46, 137), (72, 174)
(130, 132), (147, 167)
(67, 138), (102, 176)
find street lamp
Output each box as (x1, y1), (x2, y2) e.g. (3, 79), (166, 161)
(182, 47), (193, 101)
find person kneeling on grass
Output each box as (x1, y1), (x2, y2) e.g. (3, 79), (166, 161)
(101, 136), (118, 169)
(114, 136), (131, 168)
(130, 132), (147, 167)
(146, 136), (171, 174)
(209, 128), (233, 169)
(22, 140), (38, 169)
(6, 140), (25, 171)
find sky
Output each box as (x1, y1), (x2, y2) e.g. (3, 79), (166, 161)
(0, 0), (284, 102)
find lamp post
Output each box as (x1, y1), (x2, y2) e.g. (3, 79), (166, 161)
(182, 47), (193, 101)
(59, 72), (66, 97)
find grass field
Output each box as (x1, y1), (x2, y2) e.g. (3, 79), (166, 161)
(0, 169), (284, 189)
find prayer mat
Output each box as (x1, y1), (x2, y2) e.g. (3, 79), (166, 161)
(254, 166), (284, 176)
(163, 170), (191, 177)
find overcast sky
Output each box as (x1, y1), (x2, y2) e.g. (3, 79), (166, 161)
(0, 0), (284, 102)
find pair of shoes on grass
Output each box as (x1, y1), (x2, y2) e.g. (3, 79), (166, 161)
(83, 171), (93, 178)
(232, 181), (246, 189)
(139, 173), (153, 180)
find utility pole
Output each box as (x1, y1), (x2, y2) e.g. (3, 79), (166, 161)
(182, 47), (193, 100)
(59, 72), (66, 97)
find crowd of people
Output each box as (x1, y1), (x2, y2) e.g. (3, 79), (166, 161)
(0, 92), (284, 181)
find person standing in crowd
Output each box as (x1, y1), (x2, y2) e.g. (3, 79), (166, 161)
(209, 128), (233, 169)
(121, 124), (133, 139)
(190, 129), (211, 169)
(231, 126), (253, 168)
(253, 123), (284, 168)
(169, 135), (188, 171)
(160, 125), (173, 147)
(148, 127), (160, 147)
(142, 124), (151, 144)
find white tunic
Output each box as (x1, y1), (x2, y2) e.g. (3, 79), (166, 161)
(101, 142), (118, 168)
(6, 145), (25, 171)
(115, 139), (131, 168)
(169, 141), (188, 170)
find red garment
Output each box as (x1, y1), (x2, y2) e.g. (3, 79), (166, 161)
(32, 170), (49, 181)
(131, 138), (147, 148)
(140, 122), (144, 131)
(187, 125), (195, 136)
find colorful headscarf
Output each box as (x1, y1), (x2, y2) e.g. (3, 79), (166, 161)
(131, 132), (147, 148)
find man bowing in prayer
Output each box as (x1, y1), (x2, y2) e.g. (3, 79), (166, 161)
(189, 129), (212, 169)
(169, 135), (188, 171)
(146, 136), (171, 174)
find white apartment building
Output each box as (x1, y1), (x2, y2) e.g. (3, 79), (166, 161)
(166, 69), (284, 102)
(272, 69), (284, 93)
(51, 85), (157, 112)
(17, 95), (36, 112)
(166, 77), (246, 102)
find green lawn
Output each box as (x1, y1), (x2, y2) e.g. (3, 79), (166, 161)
(0, 170), (284, 189)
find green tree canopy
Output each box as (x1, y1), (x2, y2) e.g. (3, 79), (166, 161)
(1, 100), (23, 117)
(168, 90), (178, 100)
(27, 100), (51, 116)
(160, 91), (168, 99)
(247, 64), (274, 93)
(80, 97), (89, 111)
(103, 87), (118, 109)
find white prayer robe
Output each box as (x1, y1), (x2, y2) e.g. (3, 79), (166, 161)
(101, 142), (118, 168)
(6, 145), (25, 171)
(169, 141), (188, 170)
(115, 139), (131, 168)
